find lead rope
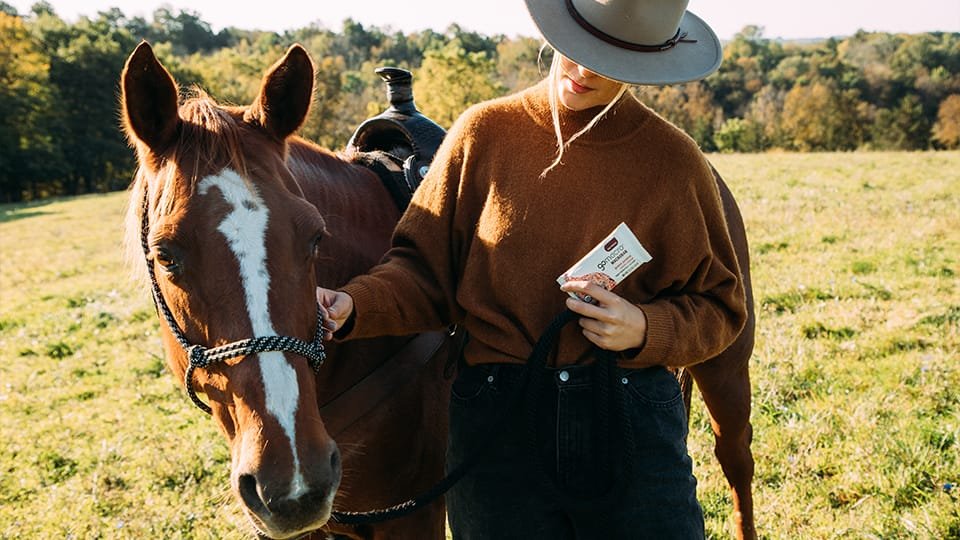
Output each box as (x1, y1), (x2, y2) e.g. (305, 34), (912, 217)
(138, 189), (325, 415)
(329, 309), (579, 525)
(524, 311), (634, 511)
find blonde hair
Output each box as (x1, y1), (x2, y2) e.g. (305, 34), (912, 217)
(541, 52), (629, 178)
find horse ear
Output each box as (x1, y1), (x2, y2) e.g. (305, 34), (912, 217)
(246, 44), (314, 140)
(121, 41), (180, 153)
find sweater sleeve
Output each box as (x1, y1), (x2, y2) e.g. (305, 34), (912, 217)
(335, 109), (475, 339)
(626, 156), (748, 368)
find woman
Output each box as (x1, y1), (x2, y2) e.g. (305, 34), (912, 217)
(318, 0), (747, 537)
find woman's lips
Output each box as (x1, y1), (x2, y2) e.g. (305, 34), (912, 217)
(564, 77), (592, 94)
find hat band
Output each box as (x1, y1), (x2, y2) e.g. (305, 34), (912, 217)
(565, 0), (697, 52)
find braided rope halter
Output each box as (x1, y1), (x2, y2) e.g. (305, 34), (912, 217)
(138, 186), (326, 414)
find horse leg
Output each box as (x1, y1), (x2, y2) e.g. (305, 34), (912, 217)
(689, 353), (756, 540)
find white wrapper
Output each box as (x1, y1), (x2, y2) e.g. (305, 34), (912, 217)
(557, 222), (652, 301)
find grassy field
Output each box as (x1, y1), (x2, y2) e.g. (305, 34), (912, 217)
(1, 151), (958, 539)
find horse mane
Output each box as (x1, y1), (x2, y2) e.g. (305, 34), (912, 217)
(287, 137), (362, 184)
(122, 89), (254, 284)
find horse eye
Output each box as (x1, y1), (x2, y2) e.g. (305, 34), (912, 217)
(311, 234), (323, 259)
(154, 246), (181, 274)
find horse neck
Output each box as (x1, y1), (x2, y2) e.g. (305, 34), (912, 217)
(285, 138), (415, 399)
(286, 137), (402, 289)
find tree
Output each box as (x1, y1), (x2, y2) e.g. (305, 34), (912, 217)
(413, 41), (505, 128)
(781, 81), (863, 150)
(714, 118), (766, 153)
(445, 23), (499, 58)
(743, 85), (786, 149)
(32, 10), (138, 195)
(0, 12), (60, 201)
(184, 39), (281, 106)
(148, 6), (228, 55)
(331, 19), (384, 69)
(496, 36), (546, 94)
(932, 94), (960, 149)
(298, 55), (353, 149)
(2, 10), (959, 202)
(838, 31), (904, 104)
(709, 25), (784, 117)
(633, 82), (723, 150)
(374, 30), (420, 68)
(30, 1), (55, 17)
(869, 94), (931, 150)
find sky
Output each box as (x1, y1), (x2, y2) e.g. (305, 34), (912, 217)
(7, 0), (960, 40)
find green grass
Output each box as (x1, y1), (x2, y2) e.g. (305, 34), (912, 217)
(2, 152), (958, 538)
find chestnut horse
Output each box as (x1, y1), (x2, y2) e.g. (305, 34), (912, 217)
(121, 43), (757, 539)
(121, 42), (451, 539)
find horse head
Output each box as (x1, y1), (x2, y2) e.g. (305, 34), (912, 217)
(121, 42), (340, 538)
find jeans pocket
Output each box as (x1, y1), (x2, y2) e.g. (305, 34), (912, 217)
(451, 363), (496, 403)
(622, 366), (683, 408)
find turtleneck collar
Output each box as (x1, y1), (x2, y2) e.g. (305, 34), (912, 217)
(520, 78), (648, 145)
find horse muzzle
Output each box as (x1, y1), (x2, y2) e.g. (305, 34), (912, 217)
(233, 438), (342, 539)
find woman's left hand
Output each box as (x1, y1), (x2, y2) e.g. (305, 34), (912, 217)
(560, 281), (647, 352)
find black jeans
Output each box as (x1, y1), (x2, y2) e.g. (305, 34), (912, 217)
(446, 362), (704, 540)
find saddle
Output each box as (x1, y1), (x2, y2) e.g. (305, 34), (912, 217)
(346, 67), (446, 210)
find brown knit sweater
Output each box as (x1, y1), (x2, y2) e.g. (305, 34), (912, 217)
(339, 79), (747, 368)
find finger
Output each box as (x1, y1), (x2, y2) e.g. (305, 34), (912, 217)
(580, 328), (606, 348)
(316, 287), (339, 309)
(565, 295), (607, 319)
(577, 316), (608, 337)
(331, 293), (352, 318)
(323, 316), (338, 332)
(560, 279), (602, 295)
(315, 286), (327, 305)
(584, 284), (620, 304)
(565, 293), (624, 325)
(323, 293), (344, 319)
(560, 280), (618, 305)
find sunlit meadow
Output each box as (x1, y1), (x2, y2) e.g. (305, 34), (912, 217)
(1, 152), (957, 538)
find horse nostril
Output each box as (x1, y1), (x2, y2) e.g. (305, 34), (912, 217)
(238, 474), (270, 516)
(330, 447), (341, 474)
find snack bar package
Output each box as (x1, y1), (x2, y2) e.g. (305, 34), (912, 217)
(557, 222), (652, 301)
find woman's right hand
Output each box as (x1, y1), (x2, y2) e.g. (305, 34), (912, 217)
(316, 287), (354, 339)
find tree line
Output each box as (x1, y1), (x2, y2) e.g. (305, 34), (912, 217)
(1, 2), (958, 202)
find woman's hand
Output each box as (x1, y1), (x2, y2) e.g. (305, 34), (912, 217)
(559, 281), (647, 352)
(315, 287), (354, 340)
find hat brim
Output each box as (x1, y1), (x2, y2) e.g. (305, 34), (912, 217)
(524, 0), (722, 85)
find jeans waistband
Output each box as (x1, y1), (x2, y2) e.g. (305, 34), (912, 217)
(472, 361), (612, 388)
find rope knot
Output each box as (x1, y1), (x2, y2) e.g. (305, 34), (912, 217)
(307, 343), (326, 372)
(188, 345), (209, 368)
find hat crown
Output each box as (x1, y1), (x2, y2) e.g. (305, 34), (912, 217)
(570, 0), (689, 45)
(524, 0), (721, 85)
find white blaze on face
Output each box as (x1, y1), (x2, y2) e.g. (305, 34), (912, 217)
(199, 170), (308, 498)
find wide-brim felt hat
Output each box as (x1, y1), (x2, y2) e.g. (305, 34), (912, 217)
(524, 0), (722, 85)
